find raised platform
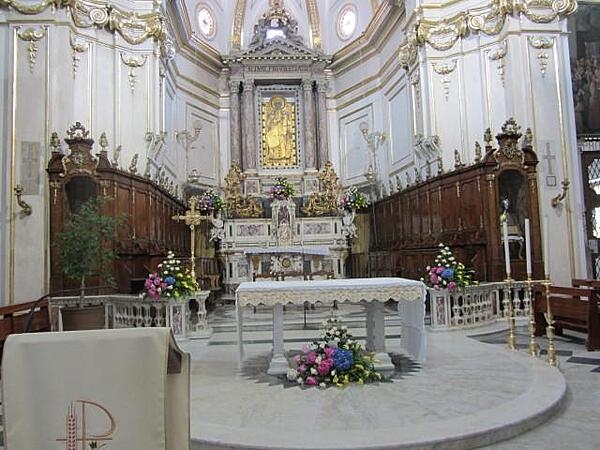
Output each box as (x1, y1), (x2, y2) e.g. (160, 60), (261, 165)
(181, 306), (566, 450)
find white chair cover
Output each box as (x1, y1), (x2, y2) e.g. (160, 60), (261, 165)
(1, 327), (190, 450)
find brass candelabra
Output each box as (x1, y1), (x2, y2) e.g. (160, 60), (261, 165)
(543, 278), (559, 367)
(505, 277), (517, 351)
(526, 277), (539, 357)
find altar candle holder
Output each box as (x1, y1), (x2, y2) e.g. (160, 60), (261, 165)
(543, 277), (559, 367)
(526, 277), (539, 357)
(505, 277), (517, 351)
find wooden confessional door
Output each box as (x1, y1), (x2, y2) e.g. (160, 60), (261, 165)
(581, 150), (600, 278)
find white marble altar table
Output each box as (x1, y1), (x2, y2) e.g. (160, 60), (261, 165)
(235, 277), (426, 376)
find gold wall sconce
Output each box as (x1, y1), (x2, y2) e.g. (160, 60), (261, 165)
(551, 179), (570, 208)
(13, 184), (32, 216)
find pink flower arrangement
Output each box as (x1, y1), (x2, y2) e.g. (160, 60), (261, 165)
(286, 318), (383, 388)
(143, 272), (171, 300)
(421, 243), (476, 292)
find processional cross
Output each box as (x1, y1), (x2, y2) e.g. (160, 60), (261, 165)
(171, 196), (209, 278)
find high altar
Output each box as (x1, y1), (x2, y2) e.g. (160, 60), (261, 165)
(216, 162), (353, 300)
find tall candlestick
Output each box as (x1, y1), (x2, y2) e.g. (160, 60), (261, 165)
(525, 218), (532, 276)
(503, 220), (511, 278)
(543, 215), (550, 278)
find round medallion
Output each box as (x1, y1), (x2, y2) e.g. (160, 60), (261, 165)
(198, 6), (216, 39)
(337, 4), (357, 41)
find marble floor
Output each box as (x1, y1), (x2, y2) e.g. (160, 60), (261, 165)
(179, 303), (600, 450)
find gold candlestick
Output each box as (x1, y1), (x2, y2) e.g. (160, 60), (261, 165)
(543, 278), (559, 367)
(505, 277), (517, 350)
(526, 277), (539, 357)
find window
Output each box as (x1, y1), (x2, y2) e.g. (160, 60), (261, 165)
(198, 6), (216, 39)
(337, 4), (357, 41)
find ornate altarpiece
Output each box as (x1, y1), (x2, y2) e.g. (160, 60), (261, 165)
(214, 3), (349, 298)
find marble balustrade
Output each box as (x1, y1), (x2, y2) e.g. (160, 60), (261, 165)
(428, 281), (540, 329)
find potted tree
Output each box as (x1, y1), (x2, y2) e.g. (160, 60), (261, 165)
(55, 197), (125, 330)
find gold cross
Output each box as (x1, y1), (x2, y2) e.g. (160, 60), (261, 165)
(171, 196), (209, 278)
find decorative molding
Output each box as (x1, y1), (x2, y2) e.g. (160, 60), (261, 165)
(305, 0), (322, 50)
(528, 35), (555, 77)
(17, 26), (46, 73)
(231, 0), (247, 51)
(488, 40), (507, 86)
(120, 52), (148, 93)
(408, 0), (576, 52)
(432, 60), (457, 101)
(410, 72), (421, 112)
(69, 31), (88, 78)
(1, 0), (168, 48)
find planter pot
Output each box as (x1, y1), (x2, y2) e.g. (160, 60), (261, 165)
(61, 305), (106, 331)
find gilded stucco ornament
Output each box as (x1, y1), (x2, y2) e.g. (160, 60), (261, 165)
(528, 36), (555, 77)
(398, 32), (418, 69)
(120, 52), (148, 92)
(17, 26), (46, 73)
(403, 0), (577, 52)
(488, 40), (508, 86)
(0, 0), (67, 14)
(417, 13), (467, 51)
(1, 0), (168, 47)
(432, 60), (457, 101)
(69, 31), (88, 78)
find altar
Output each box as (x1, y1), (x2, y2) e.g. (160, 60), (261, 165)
(235, 277), (426, 376)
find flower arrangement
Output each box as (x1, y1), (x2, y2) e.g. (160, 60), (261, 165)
(421, 243), (476, 292)
(271, 177), (295, 200)
(286, 318), (384, 387)
(142, 251), (198, 300)
(339, 186), (368, 211)
(197, 189), (223, 213)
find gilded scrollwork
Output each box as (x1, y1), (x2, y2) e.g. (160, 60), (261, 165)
(0, 0), (66, 15)
(1, 0), (168, 48)
(223, 162), (264, 218)
(416, 13), (467, 51)
(301, 161), (342, 216)
(401, 0), (577, 53)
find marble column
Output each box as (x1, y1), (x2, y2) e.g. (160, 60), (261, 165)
(302, 79), (317, 170)
(267, 303), (289, 375)
(242, 79), (257, 171)
(365, 301), (395, 375)
(229, 80), (242, 167)
(316, 80), (329, 168)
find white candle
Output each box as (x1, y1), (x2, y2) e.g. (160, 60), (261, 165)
(525, 218), (532, 276)
(502, 220), (511, 278)
(543, 215), (550, 278)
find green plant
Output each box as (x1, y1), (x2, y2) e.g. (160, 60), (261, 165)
(55, 197), (126, 304)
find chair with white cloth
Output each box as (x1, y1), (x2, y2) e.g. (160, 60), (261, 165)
(1, 327), (190, 450)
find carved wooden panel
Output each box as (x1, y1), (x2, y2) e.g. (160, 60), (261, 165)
(366, 120), (543, 282)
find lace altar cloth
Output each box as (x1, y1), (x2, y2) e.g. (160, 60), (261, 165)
(243, 245), (331, 256)
(236, 277), (426, 362)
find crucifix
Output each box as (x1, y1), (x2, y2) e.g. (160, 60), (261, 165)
(171, 196), (209, 279)
(542, 142), (557, 187)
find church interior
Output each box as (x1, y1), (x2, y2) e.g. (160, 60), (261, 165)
(1, 0), (600, 449)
